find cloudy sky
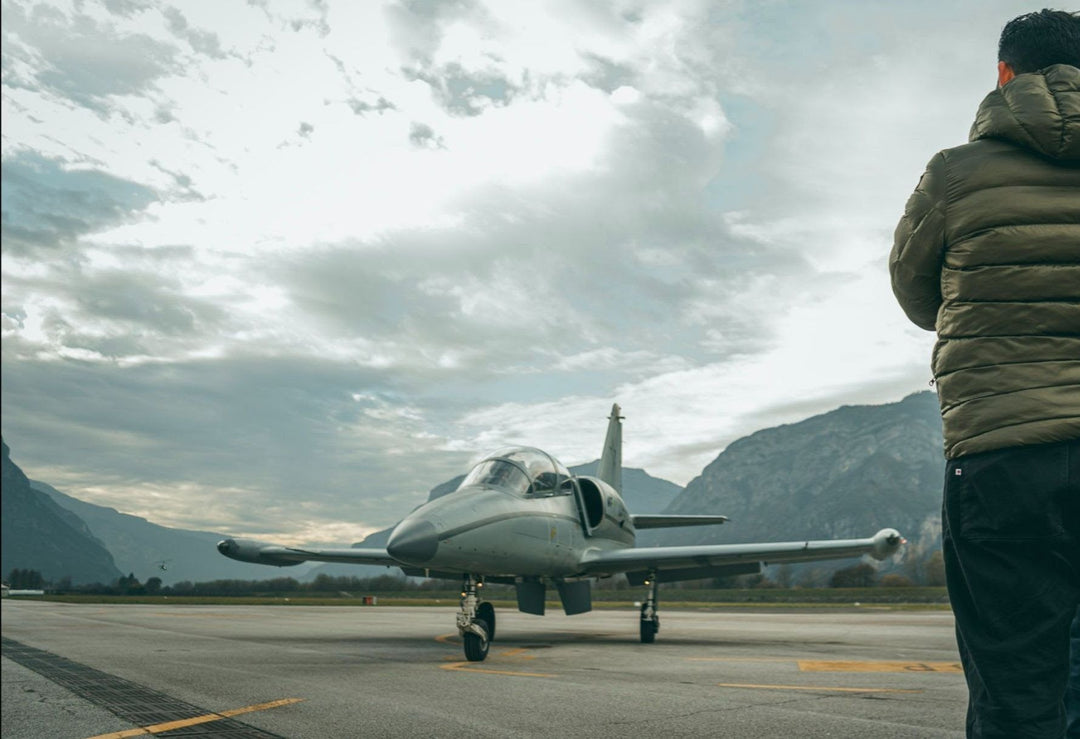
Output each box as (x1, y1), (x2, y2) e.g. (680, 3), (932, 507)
(1, 0), (1034, 544)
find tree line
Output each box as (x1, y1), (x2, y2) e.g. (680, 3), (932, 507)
(7, 550), (947, 595)
(4, 570), (454, 596)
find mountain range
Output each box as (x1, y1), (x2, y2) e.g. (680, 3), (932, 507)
(660, 391), (945, 579)
(1, 392), (945, 586)
(1, 438), (122, 584)
(29, 479), (316, 585)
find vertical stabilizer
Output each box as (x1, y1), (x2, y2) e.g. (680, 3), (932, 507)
(597, 403), (623, 493)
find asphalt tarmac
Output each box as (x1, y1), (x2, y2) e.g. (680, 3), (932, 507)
(1, 599), (967, 738)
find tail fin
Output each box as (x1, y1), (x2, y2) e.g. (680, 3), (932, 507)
(597, 403), (623, 493)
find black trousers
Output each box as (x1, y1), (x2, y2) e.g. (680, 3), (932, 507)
(943, 439), (1080, 738)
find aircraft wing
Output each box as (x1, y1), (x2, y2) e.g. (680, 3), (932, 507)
(577, 528), (903, 581)
(217, 538), (399, 567)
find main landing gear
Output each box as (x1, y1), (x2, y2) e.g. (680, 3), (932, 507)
(640, 572), (659, 644)
(458, 574), (496, 662)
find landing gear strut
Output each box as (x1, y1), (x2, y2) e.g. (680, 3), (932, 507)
(640, 572), (659, 644)
(458, 574), (493, 661)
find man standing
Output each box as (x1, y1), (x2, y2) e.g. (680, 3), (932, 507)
(890, 9), (1080, 738)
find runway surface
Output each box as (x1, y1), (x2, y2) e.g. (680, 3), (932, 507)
(2, 599), (966, 738)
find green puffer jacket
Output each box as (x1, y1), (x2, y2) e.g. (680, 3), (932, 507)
(890, 64), (1080, 459)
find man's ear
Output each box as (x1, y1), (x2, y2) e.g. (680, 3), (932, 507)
(997, 61), (1016, 87)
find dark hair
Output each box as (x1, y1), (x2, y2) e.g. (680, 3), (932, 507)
(998, 9), (1080, 74)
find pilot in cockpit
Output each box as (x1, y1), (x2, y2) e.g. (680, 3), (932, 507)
(532, 471), (559, 494)
(486, 461), (518, 488)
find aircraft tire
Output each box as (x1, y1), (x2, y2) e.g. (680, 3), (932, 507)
(639, 603), (658, 644)
(477, 602), (496, 641)
(464, 619), (490, 662)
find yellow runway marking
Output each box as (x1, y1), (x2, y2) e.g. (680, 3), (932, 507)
(688, 657), (796, 663)
(84, 698), (304, 738)
(716, 683), (922, 694)
(440, 661), (555, 678)
(151, 613), (256, 618)
(799, 660), (963, 673)
(434, 634), (545, 672)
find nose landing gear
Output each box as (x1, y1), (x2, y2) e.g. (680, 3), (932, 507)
(458, 574), (494, 661)
(640, 572), (659, 644)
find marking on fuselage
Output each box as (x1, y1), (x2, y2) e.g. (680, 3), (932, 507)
(85, 698), (305, 738)
(798, 660), (963, 673)
(715, 683), (922, 694)
(438, 511), (580, 542)
(440, 661), (555, 678)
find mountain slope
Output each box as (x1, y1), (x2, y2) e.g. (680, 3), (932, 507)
(1, 439), (122, 585)
(33, 480), (315, 584)
(662, 392), (944, 563)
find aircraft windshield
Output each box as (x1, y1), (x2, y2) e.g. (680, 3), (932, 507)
(460, 459), (531, 496)
(481, 446), (571, 497)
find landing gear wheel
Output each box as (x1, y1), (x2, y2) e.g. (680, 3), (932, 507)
(477, 602), (496, 641)
(640, 603), (658, 644)
(463, 618), (490, 662)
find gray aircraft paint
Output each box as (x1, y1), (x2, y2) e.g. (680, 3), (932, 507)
(219, 404), (903, 660)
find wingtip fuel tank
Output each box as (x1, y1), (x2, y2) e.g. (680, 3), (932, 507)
(216, 538), (302, 567)
(870, 528), (906, 560)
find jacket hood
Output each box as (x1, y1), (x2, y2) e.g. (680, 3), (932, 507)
(969, 64), (1080, 160)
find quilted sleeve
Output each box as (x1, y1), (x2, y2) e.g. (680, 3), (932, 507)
(890, 152), (947, 331)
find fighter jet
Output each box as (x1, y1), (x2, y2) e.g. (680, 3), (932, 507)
(219, 405), (903, 661)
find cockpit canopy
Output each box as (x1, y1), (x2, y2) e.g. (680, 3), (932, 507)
(459, 446), (573, 497)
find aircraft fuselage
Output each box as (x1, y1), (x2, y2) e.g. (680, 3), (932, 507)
(386, 476), (634, 577)
(217, 405), (904, 662)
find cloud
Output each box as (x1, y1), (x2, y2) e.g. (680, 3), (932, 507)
(405, 61), (520, 117)
(1, 151), (158, 253)
(408, 121), (444, 148)
(1, 0), (1035, 543)
(161, 6), (225, 59)
(346, 95), (396, 115)
(0, 354), (470, 536)
(2, 2), (181, 112)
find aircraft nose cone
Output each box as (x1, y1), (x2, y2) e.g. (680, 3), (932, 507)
(387, 519), (439, 564)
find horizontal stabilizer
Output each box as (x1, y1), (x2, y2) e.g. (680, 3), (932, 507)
(631, 515), (728, 529)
